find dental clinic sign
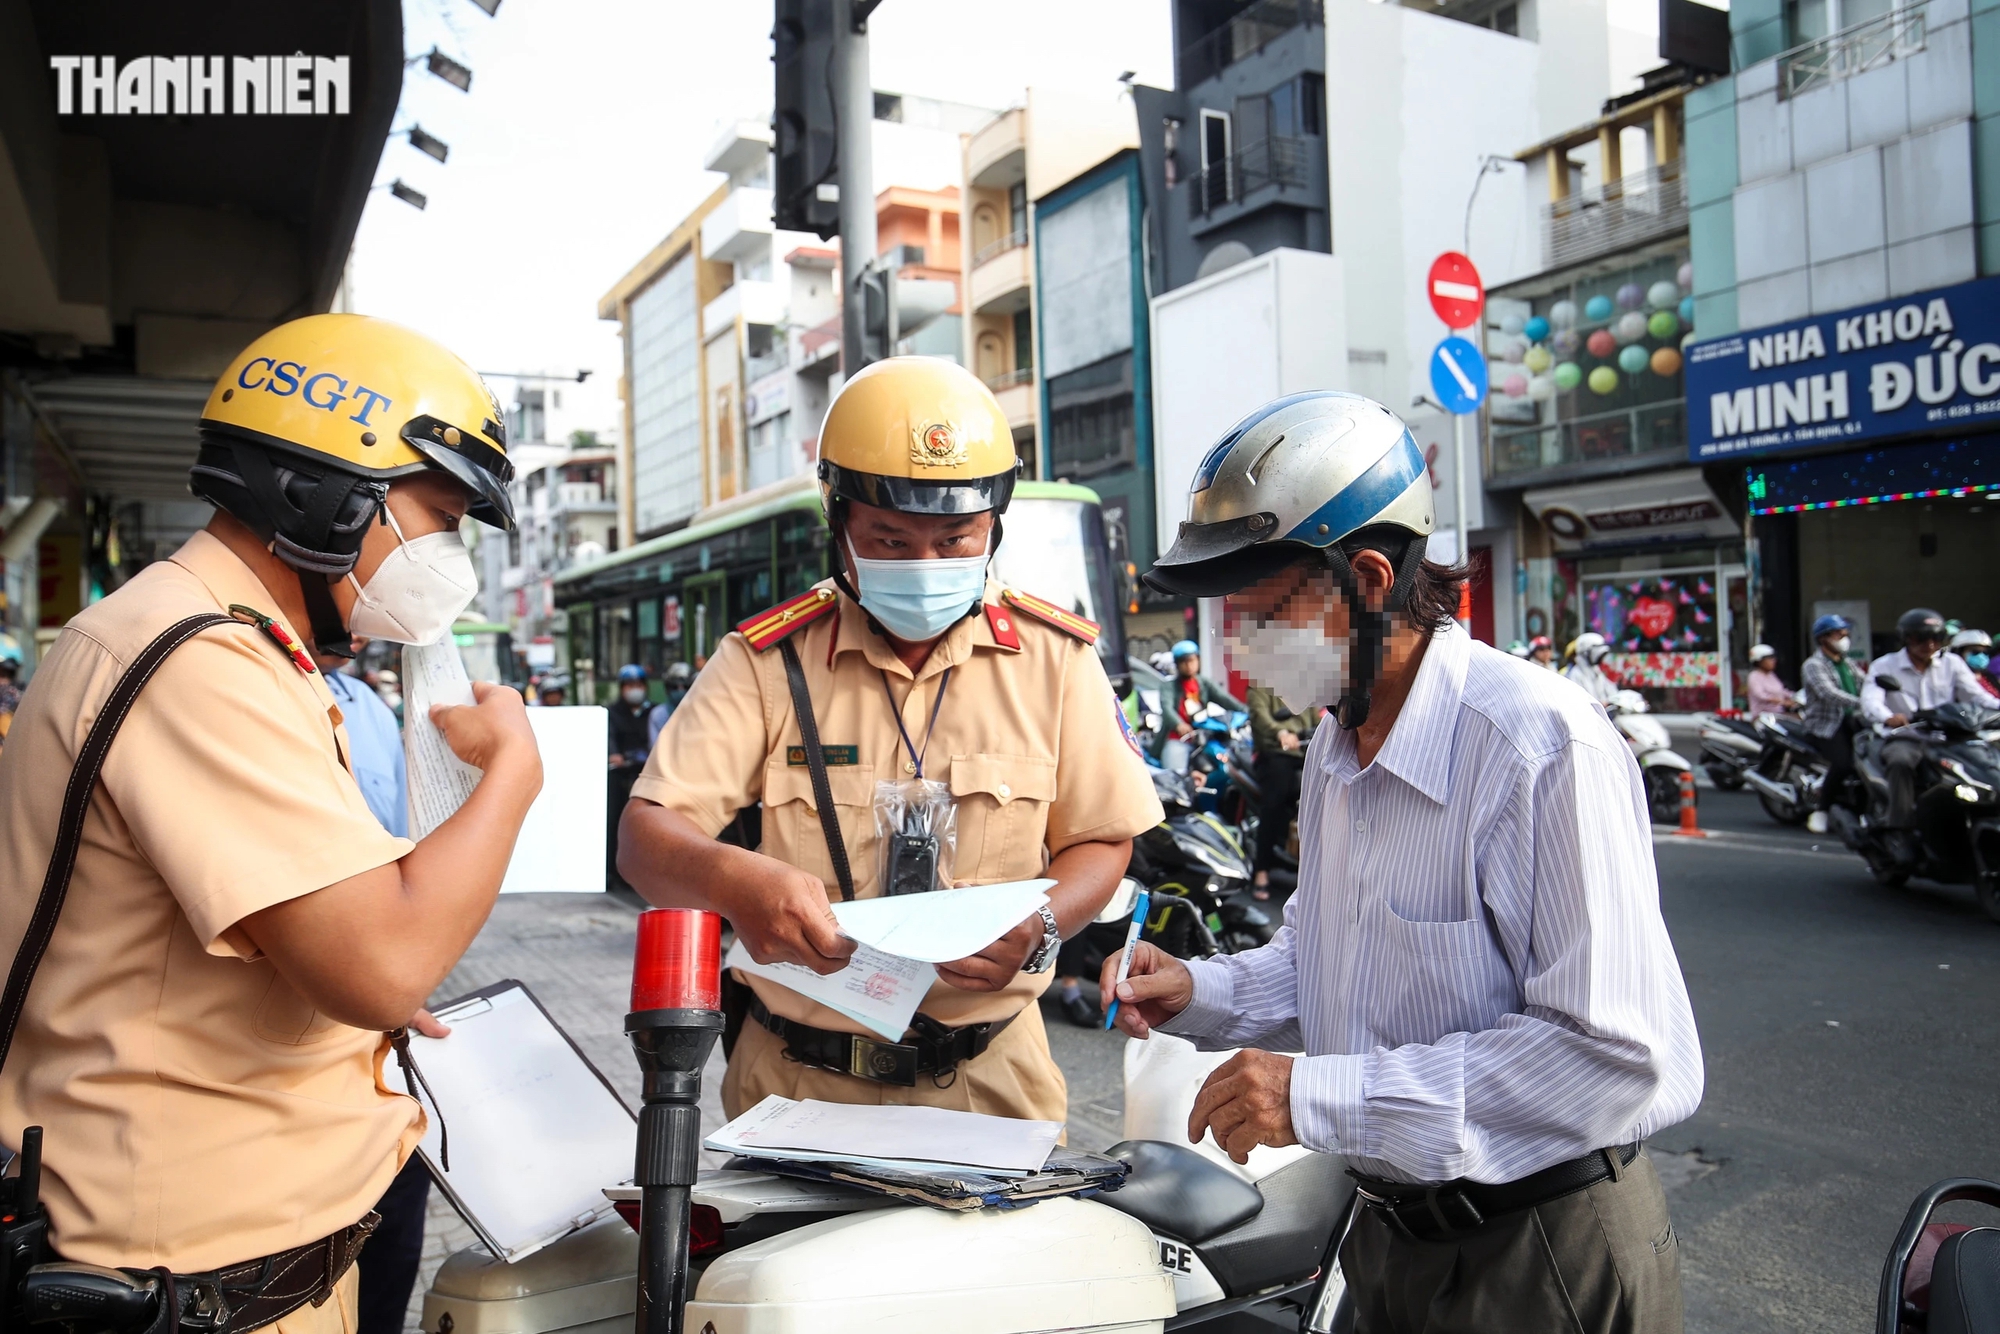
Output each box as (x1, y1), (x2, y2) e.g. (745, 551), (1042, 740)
(48, 56), (350, 116)
(1685, 275), (2000, 461)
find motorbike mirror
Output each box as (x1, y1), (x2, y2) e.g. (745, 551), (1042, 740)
(1095, 876), (1145, 925)
(1875, 675), (1903, 691)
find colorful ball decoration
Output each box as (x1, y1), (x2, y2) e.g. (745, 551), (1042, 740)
(1500, 312), (1526, 336)
(1615, 282), (1645, 310)
(1550, 300), (1579, 328)
(1523, 345), (1553, 374)
(1523, 315), (1551, 343)
(1678, 295), (1695, 326)
(1551, 328), (1581, 357)
(1677, 261), (1694, 290)
(1553, 361), (1583, 391)
(1615, 311), (1649, 344)
(1586, 329), (1618, 359)
(1646, 281), (1680, 310)
(1584, 294), (1615, 322)
(1648, 310), (1680, 340)
(1528, 374), (1557, 401)
(1651, 347), (1683, 377)
(1502, 372), (1529, 398)
(1588, 365), (1620, 395)
(1617, 343), (1650, 374)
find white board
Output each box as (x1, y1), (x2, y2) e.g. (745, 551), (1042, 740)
(500, 706), (608, 894)
(412, 981), (636, 1262)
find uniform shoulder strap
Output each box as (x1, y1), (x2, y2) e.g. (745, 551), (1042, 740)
(1000, 589), (1100, 645)
(737, 587), (839, 652)
(0, 612), (234, 1074)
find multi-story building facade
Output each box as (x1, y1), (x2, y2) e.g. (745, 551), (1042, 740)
(1683, 0), (2000, 669)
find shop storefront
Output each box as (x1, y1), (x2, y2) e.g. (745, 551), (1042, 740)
(1687, 275), (2000, 668)
(1521, 469), (1748, 710)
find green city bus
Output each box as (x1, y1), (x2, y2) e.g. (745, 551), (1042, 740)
(552, 474), (1126, 703)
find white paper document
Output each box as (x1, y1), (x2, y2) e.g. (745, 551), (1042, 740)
(401, 637), (482, 840)
(829, 879), (1055, 963)
(499, 706), (608, 894)
(412, 982), (637, 1262)
(724, 938), (929, 1042)
(706, 1094), (1061, 1177)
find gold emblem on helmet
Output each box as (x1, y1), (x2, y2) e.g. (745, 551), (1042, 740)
(909, 421), (967, 468)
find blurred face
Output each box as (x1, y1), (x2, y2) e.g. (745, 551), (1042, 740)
(1756, 655), (1776, 672)
(1907, 633), (1942, 669)
(1222, 558), (1396, 711)
(1176, 654), (1200, 678)
(1531, 644), (1552, 663)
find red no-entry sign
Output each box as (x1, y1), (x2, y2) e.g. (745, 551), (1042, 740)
(1427, 251), (1485, 330)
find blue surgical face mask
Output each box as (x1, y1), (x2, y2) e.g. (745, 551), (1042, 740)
(1970, 652), (1992, 672)
(846, 535), (990, 643)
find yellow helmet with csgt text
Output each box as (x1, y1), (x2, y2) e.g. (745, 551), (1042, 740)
(816, 356), (1019, 517)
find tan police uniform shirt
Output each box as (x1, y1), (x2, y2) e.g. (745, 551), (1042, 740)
(0, 531), (424, 1272)
(633, 580), (1162, 1117)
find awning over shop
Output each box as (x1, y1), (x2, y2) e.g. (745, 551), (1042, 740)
(1523, 467), (1739, 548)
(21, 377), (209, 504)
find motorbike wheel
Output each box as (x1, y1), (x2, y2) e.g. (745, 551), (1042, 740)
(1977, 872), (2000, 924)
(1644, 768), (1687, 825)
(1757, 788), (1807, 826)
(1703, 762), (1745, 791)
(1866, 852), (1910, 890)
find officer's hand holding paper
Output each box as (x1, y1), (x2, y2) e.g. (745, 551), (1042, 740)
(727, 880), (1054, 1040)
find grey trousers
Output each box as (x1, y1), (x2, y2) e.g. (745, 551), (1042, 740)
(1339, 1151), (1684, 1334)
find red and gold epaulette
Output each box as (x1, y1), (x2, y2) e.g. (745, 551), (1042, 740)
(736, 586), (839, 652)
(999, 589), (1100, 645)
(228, 604), (317, 674)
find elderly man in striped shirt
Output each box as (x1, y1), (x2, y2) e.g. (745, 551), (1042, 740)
(1118, 392), (1703, 1333)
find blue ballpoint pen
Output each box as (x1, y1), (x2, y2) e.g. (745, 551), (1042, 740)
(1103, 889), (1151, 1030)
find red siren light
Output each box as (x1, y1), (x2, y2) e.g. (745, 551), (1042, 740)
(630, 909), (722, 1012)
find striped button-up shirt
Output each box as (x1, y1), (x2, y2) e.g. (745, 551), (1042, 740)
(1161, 624), (1703, 1186)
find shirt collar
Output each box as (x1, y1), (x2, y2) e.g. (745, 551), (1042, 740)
(1322, 622), (1469, 805)
(830, 580), (1013, 679)
(168, 529), (336, 706)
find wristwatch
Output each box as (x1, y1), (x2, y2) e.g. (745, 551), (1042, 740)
(1022, 905), (1062, 974)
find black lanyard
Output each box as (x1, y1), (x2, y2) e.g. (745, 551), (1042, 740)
(881, 668), (953, 778)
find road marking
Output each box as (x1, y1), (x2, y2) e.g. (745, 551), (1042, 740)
(1650, 827), (1855, 861)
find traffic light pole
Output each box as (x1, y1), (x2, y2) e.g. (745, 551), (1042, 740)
(834, 0), (877, 374)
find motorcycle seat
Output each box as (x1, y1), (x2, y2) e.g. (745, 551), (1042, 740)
(1098, 1140), (1265, 1243)
(1932, 1226), (2000, 1334)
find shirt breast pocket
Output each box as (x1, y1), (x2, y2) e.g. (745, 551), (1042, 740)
(1362, 898), (1516, 1047)
(762, 762), (877, 894)
(947, 754), (1057, 883)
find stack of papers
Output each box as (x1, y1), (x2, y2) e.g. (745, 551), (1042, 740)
(706, 1095), (1062, 1178)
(747, 1147), (1131, 1213)
(726, 880), (1054, 1041)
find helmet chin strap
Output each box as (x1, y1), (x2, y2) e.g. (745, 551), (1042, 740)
(1326, 534), (1429, 731)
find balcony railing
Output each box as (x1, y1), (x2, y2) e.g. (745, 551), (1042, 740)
(1180, 0), (1323, 88)
(1490, 401), (1687, 479)
(1189, 135), (1311, 218)
(1780, 3), (1925, 99)
(983, 366), (1034, 391)
(973, 229), (1028, 266)
(1544, 158), (1688, 270)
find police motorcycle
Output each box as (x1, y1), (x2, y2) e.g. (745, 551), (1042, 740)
(1697, 713), (1762, 790)
(421, 1025), (1359, 1334)
(1835, 685), (2000, 918)
(1876, 1177), (2000, 1333)
(1605, 690), (1696, 825)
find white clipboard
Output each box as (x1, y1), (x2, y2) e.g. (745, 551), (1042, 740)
(410, 980), (637, 1262)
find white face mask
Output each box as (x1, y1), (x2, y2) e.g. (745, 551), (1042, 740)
(621, 685), (648, 705)
(1225, 617), (1347, 713)
(845, 535), (991, 643)
(345, 507), (479, 646)
(1830, 636), (1852, 655)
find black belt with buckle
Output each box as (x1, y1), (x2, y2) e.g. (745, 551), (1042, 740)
(747, 995), (1013, 1087)
(1348, 1143), (1643, 1243)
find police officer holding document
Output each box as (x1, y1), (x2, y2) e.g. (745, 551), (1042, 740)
(620, 357), (1161, 1121)
(0, 315), (540, 1334)
(1108, 392), (1703, 1332)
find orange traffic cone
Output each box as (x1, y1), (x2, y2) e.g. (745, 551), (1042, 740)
(1675, 769), (1706, 838)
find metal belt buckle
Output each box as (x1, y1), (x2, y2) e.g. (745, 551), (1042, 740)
(179, 1279), (229, 1333)
(1361, 1185), (1484, 1242)
(846, 1036), (918, 1085)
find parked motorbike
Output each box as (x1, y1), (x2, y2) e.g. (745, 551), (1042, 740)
(1738, 712), (1833, 826)
(1835, 691), (2000, 917)
(1606, 690), (1695, 824)
(1876, 1177), (2000, 1332)
(1698, 713), (1761, 790)
(423, 1031), (1358, 1334)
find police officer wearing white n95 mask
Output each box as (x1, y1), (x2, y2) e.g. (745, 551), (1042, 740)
(1108, 392), (1704, 1333)
(0, 314), (540, 1334)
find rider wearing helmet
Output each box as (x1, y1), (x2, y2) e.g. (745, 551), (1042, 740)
(646, 661), (696, 749)
(607, 664), (655, 887)
(1528, 634), (1556, 670)
(1745, 643), (1792, 719)
(0, 315), (540, 1313)
(1166, 637), (1228, 738)
(1564, 630), (1620, 705)
(1112, 392), (1701, 1329)
(618, 357), (1161, 1109)
(1949, 628), (2000, 698)
(1800, 612), (1864, 832)
(1862, 607), (1995, 826)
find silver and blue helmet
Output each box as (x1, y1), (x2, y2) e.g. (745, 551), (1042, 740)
(1143, 392), (1434, 599)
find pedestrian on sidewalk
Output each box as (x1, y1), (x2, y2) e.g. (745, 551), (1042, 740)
(1123, 392), (1702, 1334)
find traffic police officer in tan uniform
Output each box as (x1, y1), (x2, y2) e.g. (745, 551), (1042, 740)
(620, 358), (1161, 1121)
(0, 315), (540, 1333)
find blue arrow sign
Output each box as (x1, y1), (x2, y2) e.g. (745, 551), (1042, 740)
(1429, 336), (1488, 416)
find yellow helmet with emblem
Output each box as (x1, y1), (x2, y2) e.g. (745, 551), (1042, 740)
(816, 356), (1019, 517)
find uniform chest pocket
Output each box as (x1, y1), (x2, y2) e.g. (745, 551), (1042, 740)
(252, 970), (341, 1046)
(947, 754), (1056, 883)
(762, 762), (877, 894)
